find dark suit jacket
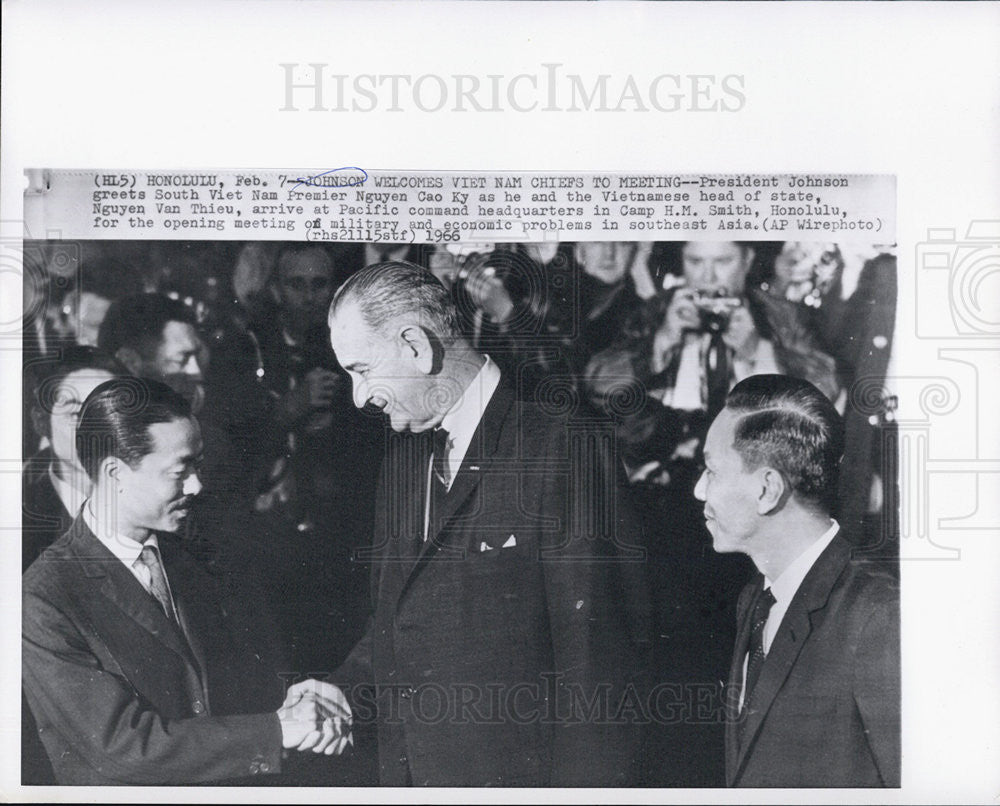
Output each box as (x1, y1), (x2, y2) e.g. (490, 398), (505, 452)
(22, 450), (77, 573)
(336, 379), (647, 786)
(725, 535), (900, 787)
(22, 518), (284, 785)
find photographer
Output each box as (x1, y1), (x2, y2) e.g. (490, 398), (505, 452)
(651, 243), (778, 418)
(585, 241), (786, 488)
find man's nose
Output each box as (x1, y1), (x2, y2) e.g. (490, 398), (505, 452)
(183, 471), (203, 497)
(693, 471), (707, 501)
(184, 354), (203, 377)
(352, 377), (370, 410)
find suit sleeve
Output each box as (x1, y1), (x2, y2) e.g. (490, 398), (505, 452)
(537, 419), (644, 786)
(22, 588), (283, 785)
(853, 589), (901, 787)
(331, 616), (375, 688)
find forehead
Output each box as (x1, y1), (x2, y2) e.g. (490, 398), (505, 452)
(142, 417), (202, 465)
(329, 301), (380, 361)
(55, 368), (115, 400)
(78, 292), (111, 317)
(576, 241), (626, 260)
(704, 409), (740, 460)
(158, 320), (200, 352)
(682, 242), (743, 262)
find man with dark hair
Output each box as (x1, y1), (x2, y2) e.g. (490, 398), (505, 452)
(21, 346), (125, 785)
(695, 374), (899, 787)
(98, 293), (207, 414)
(327, 261), (646, 787)
(23, 346), (125, 571)
(22, 378), (352, 785)
(98, 291), (257, 575)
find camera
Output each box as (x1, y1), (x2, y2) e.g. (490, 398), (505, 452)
(692, 289), (742, 333)
(915, 220), (1000, 338)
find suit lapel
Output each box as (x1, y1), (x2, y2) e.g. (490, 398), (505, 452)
(67, 519), (203, 674)
(731, 537), (853, 781)
(158, 538), (211, 697)
(397, 381), (517, 603)
(726, 577), (761, 785)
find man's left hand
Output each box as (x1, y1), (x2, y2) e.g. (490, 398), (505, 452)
(722, 305), (759, 360)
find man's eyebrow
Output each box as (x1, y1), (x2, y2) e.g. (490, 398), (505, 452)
(172, 452), (203, 467)
(342, 361), (366, 371)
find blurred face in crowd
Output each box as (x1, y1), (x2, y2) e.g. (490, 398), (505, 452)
(575, 242), (636, 285)
(46, 368), (117, 477)
(694, 408), (761, 555)
(681, 242), (754, 295)
(329, 299), (441, 433)
(114, 417), (203, 537)
(276, 248), (336, 330)
(142, 321), (207, 415)
(75, 292), (112, 347)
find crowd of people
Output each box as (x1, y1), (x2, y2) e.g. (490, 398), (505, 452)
(20, 238), (899, 787)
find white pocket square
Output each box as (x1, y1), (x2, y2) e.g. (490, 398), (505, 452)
(479, 541), (493, 553)
(502, 535), (517, 548)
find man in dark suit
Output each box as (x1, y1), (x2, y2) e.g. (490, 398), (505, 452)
(694, 374), (899, 787)
(326, 261), (647, 787)
(21, 346), (125, 784)
(23, 346), (125, 572)
(22, 378), (352, 784)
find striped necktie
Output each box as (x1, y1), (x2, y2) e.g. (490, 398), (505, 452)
(134, 544), (177, 622)
(739, 586), (776, 742)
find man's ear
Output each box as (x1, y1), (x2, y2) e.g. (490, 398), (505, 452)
(115, 347), (144, 377)
(98, 455), (123, 491)
(756, 467), (787, 515)
(30, 406), (50, 441)
(398, 324), (436, 375)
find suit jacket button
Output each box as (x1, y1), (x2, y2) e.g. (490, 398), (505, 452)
(399, 754), (408, 765)
(249, 761), (261, 775)
(259, 761), (271, 773)
(192, 699), (205, 715)
(400, 686), (415, 699)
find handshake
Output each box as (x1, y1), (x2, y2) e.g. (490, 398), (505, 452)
(276, 679), (353, 756)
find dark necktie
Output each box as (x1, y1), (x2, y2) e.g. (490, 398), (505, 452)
(739, 586), (776, 741)
(134, 544), (177, 622)
(432, 427), (451, 489)
(705, 331), (730, 417)
(423, 427), (451, 546)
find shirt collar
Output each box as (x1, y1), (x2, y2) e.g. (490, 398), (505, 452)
(438, 355), (501, 447)
(765, 519), (840, 604)
(83, 498), (160, 568)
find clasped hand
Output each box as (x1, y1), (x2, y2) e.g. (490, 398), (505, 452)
(277, 679), (353, 755)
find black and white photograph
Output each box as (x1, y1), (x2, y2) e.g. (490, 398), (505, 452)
(19, 231), (899, 788)
(3, 1), (999, 802)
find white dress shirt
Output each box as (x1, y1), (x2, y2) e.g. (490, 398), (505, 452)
(82, 499), (177, 614)
(423, 356), (502, 539)
(662, 333), (780, 411)
(739, 519), (840, 708)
